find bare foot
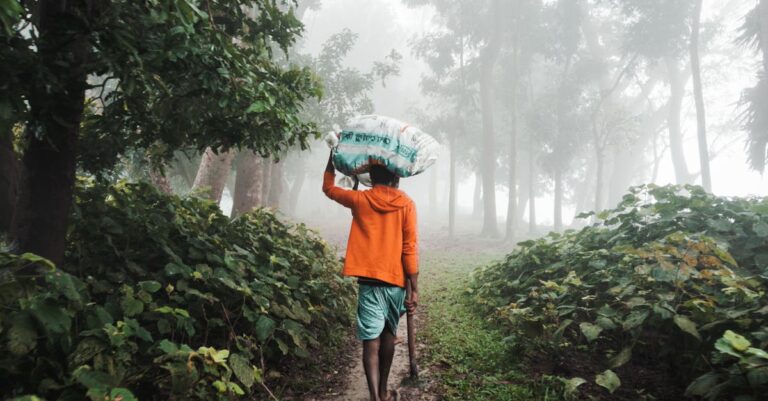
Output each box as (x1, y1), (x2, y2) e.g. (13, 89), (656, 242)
(394, 336), (404, 345)
(382, 390), (399, 401)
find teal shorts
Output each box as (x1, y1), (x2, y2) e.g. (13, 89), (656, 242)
(356, 284), (407, 341)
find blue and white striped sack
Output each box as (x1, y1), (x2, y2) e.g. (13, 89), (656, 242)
(325, 115), (439, 181)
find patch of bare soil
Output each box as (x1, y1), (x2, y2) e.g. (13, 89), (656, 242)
(300, 311), (438, 401)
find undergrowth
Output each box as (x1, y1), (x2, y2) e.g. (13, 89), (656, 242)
(472, 185), (768, 401)
(420, 251), (562, 401)
(0, 180), (356, 401)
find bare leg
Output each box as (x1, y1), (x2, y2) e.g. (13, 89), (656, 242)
(363, 338), (381, 401)
(379, 326), (397, 400)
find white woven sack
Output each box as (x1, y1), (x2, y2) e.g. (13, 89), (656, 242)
(329, 115), (439, 179)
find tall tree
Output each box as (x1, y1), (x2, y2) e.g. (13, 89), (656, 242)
(10, 0), (89, 261)
(192, 148), (235, 203)
(231, 152), (265, 217)
(0, 129), (18, 234)
(690, 0), (711, 191)
(406, 0), (482, 238)
(619, 0), (696, 185)
(740, 0), (768, 172)
(478, 0), (502, 237)
(0, 1), (321, 264)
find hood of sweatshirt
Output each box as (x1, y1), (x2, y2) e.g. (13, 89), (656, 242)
(365, 185), (411, 213)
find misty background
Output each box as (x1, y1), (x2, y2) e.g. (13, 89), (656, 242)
(159, 0), (768, 243)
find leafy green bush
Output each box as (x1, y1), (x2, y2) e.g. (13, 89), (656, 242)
(471, 185), (768, 400)
(1, 181), (355, 400)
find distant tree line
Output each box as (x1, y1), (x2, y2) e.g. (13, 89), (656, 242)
(406, 0), (768, 240)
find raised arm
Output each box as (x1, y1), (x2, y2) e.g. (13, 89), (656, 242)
(322, 152), (359, 209)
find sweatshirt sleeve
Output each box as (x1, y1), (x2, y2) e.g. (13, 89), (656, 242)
(402, 202), (419, 275)
(322, 171), (358, 209)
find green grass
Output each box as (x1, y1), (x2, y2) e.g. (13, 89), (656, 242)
(419, 250), (563, 401)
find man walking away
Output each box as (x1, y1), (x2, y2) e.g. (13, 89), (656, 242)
(322, 153), (419, 401)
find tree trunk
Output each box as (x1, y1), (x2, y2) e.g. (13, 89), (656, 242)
(0, 131), (19, 234)
(231, 151), (264, 218)
(554, 168), (563, 231)
(528, 139), (536, 234)
(448, 131), (457, 238)
(472, 172), (482, 219)
(267, 161), (284, 208)
(11, 0), (88, 264)
(595, 149), (605, 213)
(478, 0), (501, 237)
(506, 120), (518, 240)
(261, 160), (273, 205)
(690, 0), (711, 192)
(429, 165), (438, 216)
(607, 102), (668, 205)
(192, 147), (235, 203)
(665, 57), (691, 184)
(287, 158), (306, 216)
(171, 151), (199, 190)
(516, 153), (530, 227)
(760, 0), (768, 74)
(149, 168), (173, 194)
(505, 16), (519, 241)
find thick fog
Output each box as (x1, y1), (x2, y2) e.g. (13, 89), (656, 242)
(219, 0), (768, 243)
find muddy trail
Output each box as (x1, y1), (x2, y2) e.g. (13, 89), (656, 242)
(305, 307), (438, 401)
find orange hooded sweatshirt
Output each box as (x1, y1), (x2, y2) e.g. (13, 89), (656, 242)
(322, 171), (418, 287)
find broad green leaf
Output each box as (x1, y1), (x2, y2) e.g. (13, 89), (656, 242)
(70, 337), (107, 366)
(8, 314), (37, 355)
(752, 221), (768, 237)
(45, 272), (83, 302)
(255, 316), (276, 342)
(673, 315), (701, 340)
(230, 353), (255, 389)
(138, 280), (162, 293)
(715, 338), (742, 358)
(73, 366), (116, 389)
(276, 338), (290, 355)
(246, 101), (267, 113)
(579, 322), (603, 342)
(158, 339), (179, 354)
(747, 347), (768, 360)
(121, 295), (144, 317)
(30, 299), (71, 334)
(284, 319), (307, 349)
(228, 382), (245, 396)
(595, 369), (621, 394)
(212, 380), (227, 393)
(562, 377), (586, 396)
(595, 316), (616, 330)
(685, 372), (720, 397)
(609, 346), (632, 369)
(19, 252), (55, 269)
(622, 310), (649, 331)
(553, 319), (573, 338)
(199, 346), (229, 364)
(724, 330), (751, 351)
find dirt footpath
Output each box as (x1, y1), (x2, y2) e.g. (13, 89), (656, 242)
(311, 312), (437, 401)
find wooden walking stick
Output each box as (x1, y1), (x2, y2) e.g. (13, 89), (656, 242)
(406, 278), (419, 379)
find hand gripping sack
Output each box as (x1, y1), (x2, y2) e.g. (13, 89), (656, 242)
(330, 115), (439, 178)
